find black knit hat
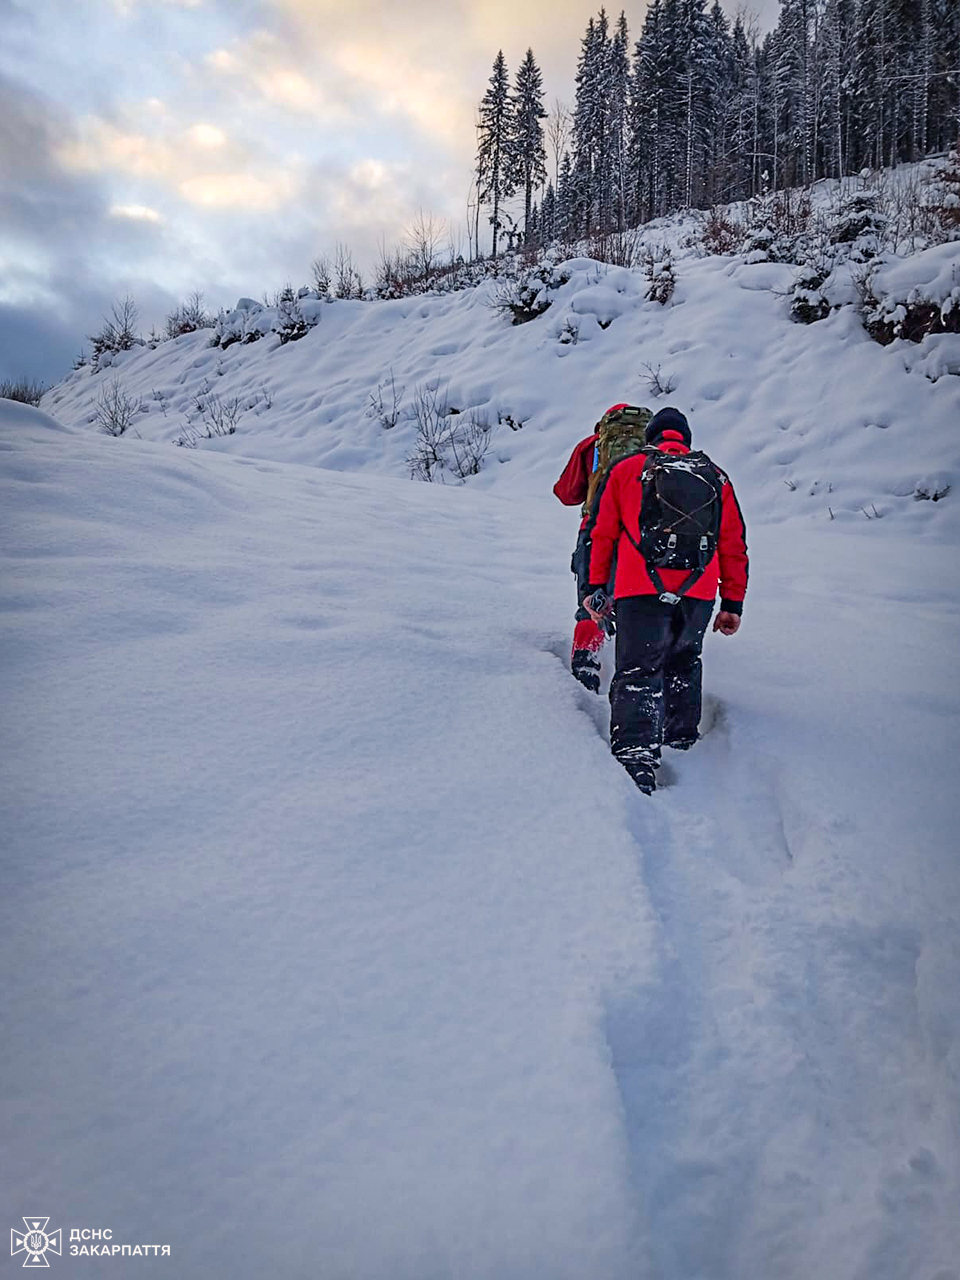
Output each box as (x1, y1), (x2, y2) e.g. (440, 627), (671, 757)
(645, 406), (692, 448)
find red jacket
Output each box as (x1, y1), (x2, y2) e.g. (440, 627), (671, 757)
(588, 442), (749, 611)
(553, 434), (598, 508)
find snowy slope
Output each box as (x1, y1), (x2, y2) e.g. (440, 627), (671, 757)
(3, 383), (960, 1279)
(42, 242), (960, 537)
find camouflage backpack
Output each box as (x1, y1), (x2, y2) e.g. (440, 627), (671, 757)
(582, 405), (653, 516)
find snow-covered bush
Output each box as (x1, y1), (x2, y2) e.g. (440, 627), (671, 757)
(493, 262), (570, 324)
(212, 298), (280, 349)
(740, 187), (812, 264)
(828, 189), (887, 261)
(862, 245), (960, 346)
(275, 286), (309, 345)
(642, 246), (675, 304)
(929, 144), (960, 238)
(790, 264), (831, 324)
(557, 315), (581, 344)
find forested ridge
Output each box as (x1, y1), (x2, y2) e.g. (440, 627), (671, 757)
(475, 0), (960, 251)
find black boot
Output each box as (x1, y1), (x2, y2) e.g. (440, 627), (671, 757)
(571, 650), (601, 693)
(618, 756), (657, 794)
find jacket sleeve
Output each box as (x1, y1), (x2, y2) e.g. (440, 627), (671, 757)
(588, 463), (624, 588)
(717, 479), (749, 613)
(553, 435), (596, 505)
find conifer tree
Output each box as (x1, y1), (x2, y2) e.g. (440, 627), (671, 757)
(557, 151), (575, 242)
(511, 48), (548, 241)
(540, 181), (557, 243)
(609, 12), (631, 230)
(571, 14), (601, 236)
(476, 51), (515, 256)
(628, 0), (671, 221)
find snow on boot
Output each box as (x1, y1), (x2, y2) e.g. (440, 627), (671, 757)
(571, 617), (605, 693)
(571, 652), (601, 693)
(621, 758), (657, 794)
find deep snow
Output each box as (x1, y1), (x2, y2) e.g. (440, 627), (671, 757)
(3, 227), (960, 1278)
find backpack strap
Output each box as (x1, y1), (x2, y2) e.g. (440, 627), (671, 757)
(623, 452), (725, 605)
(622, 525), (709, 604)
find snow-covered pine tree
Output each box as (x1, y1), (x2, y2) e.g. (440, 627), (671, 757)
(850, 0), (895, 171)
(704, 0), (734, 205)
(728, 14), (758, 199)
(556, 151), (575, 243)
(929, 0), (959, 153)
(658, 0), (687, 213)
(476, 51), (516, 257)
(678, 0), (715, 208)
(817, 0), (853, 179)
(774, 0), (815, 187)
(571, 16), (598, 237)
(608, 12), (630, 231)
(628, 0), (668, 223)
(571, 10), (617, 235)
(540, 181), (557, 244)
(510, 49), (548, 242)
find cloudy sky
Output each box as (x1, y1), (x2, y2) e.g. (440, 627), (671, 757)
(1, 0), (776, 385)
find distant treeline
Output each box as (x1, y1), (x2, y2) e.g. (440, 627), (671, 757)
(475, 0), (960, 252)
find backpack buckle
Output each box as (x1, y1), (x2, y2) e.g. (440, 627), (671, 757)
(659, 591), (681, 606)
(667, 533), (677, 550)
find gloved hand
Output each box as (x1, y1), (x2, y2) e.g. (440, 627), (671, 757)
(583, 588), (614, 624)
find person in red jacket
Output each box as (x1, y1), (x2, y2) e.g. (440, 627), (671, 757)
(583, 406), (748, 794)
(553, 405), (631, 691)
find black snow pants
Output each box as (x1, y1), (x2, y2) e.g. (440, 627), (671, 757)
(609, 595), (714, 765)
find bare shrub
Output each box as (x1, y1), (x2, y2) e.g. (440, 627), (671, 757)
(408, 383), (448, 482)
(587, 226), (645, 267)
(451, 412), (494, 478)
(639, 361), (678, 396)
(368, 370), (405, 429)
(405, 209), (446, 279)
(195, 392), (242, 437)
(176, 392), (242, 446)
(164, 290), (214, 339)
(89, 296), (141, 368)
(700, 207), (743, 255)
(407, 383), (494, 482)
(333, 242), (364, 299)
(0, 376), (45, 405)
(768, 187), (813, 241)
(310, 255), (332, 297)
(95, 377), (144, 436)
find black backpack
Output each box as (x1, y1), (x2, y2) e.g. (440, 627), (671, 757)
(627, 448), (726, 602)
